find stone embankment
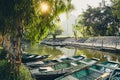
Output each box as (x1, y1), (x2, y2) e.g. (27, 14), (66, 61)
(42, 36), (120, 52)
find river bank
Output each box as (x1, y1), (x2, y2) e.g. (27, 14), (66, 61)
(42, 36), (120, 53)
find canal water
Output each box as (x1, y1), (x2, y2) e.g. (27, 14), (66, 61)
(25, 44), (120, 62)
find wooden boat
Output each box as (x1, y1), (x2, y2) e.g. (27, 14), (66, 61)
(57, 55), (85, 62)
(55, 61), (119, 80)
(26, 55), (85, 69)
(22, 54), (49, 63)
(109, 68), (120, 80)
(30, 58), (99, 80)
(68, 55), (85, 61)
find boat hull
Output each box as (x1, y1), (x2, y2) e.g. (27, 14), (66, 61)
(55, 61), (119, 80)
(22, 54), (49, 63)
(34, 73), (65, 80)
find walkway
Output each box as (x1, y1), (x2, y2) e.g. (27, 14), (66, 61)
(42, 36), (120, 51)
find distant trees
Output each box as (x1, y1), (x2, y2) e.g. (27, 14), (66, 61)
(112, 0), (120, 35)
(75, 1), (119, 37)
(112, 0), (120, 21)
(49, 17), (63, 40)
(51, 28), (63, 40)
(73, 24), (78, 39)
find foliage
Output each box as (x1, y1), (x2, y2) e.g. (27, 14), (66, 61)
(0, 0), (73, 43)
(112, 0), (120, 21)
(51, 28), (63, 40)
(0, 60), (11, 80)
(52, 28), (63, 36)
(18, 65), (34, 80)
(112, 0), (120, 35)
(75, 4), (119, 37)
(0, 33), (2, 44)
(0, 0), (73, 79)
(49, 17), (63, 40)
(47, 16), (63, 40)
(0, 60), (33, 80)
(0, 49), (7, 60)
(72, 25), (78, 39)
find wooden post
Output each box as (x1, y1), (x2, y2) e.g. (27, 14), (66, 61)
(101, 39), (103, 49)
(115, 41), (117, 49)
(92, 37), (94, 48)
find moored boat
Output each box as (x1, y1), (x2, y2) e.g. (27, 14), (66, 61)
(26, 55), (85, 69)
(30, 58), (99, 80)
(68, 55), (85, 61)
(55, 61), (119, 80)
(22, 54), (49, 63)
(109, 68), (120, 80)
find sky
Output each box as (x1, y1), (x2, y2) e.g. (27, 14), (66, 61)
(59, 0), (111, 37)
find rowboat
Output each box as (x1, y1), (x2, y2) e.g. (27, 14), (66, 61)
(55, 61), (119, 80)
(22, 54), (49, 63)
(109, 68), (120, 80)
(30, 58), (99, 80)
(26, 55), (85, 69)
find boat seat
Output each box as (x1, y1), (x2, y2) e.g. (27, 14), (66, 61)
(62, 75), (79, 80)
(95, 72), (110, 80)
(28, 55), (35, 58)
(89, 68), (104, 74)
(70, 62), (77, 66)
(96, 64), (116, 70)
(109, 68), (120, 80)
(35, 56), (42, 58)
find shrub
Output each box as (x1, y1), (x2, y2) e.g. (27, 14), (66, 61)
(0, 59), (34, 80)
(0, 48), (7, 60)
(18, 65), (34, 80)
(0, 60), (11, 80)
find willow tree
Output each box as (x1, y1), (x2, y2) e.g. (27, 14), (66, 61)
(0, 0), (73, 79)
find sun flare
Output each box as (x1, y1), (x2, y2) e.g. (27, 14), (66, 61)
(39, 1), (51, 14)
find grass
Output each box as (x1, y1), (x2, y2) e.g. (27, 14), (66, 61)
(0, 60), (11, 80)
(0, 60), (34, 80)
(0, 47), (2, 52)
(0, 48), (34, 80)
(18, 65), (34, 80)
(0, 48), (7, 60)
(0, 46), (3, 49)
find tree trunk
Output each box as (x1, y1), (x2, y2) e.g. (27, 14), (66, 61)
(8, 27), (22, 79)
(53, 35), (56, 41)
(0, 33), (2, 45)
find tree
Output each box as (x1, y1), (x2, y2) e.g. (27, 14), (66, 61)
(0, 34), (2, 45)
(112, 0), (120, 20)
(51, 28), (63, 40)
(75, 4), (119, 36)
(73, 15), (88, 37)
(112, 0), (120, 34)
(0, 0), (74, 79)
(72, 24), (78, 39)
(49, 17), (63, 40)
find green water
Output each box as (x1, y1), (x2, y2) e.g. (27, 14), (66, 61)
(25, 44), (120, 62)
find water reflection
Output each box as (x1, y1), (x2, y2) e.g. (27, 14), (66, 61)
(25, 45), (64, 60)
(25, 44), (120, 62)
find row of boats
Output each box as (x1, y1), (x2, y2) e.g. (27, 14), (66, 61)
(22, 54), (120, 80)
